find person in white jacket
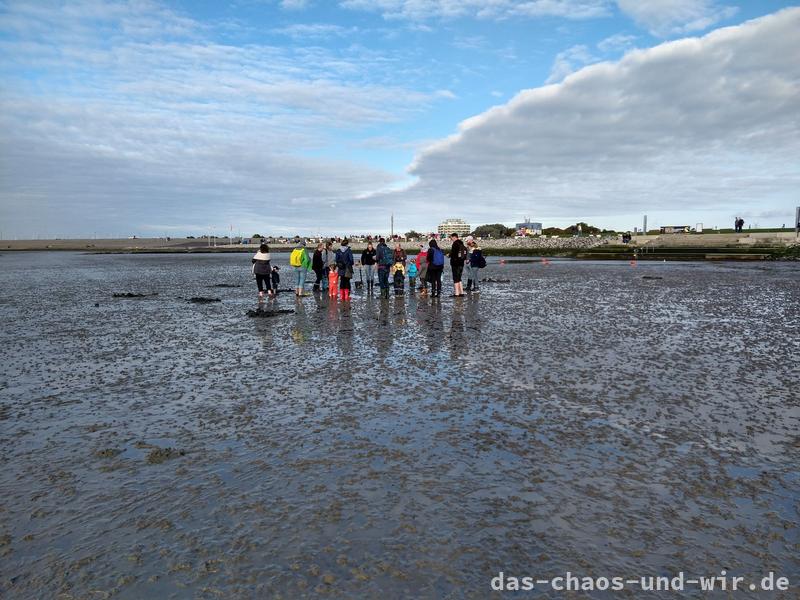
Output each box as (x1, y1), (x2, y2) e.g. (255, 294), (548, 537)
(251, 243), (272, 301)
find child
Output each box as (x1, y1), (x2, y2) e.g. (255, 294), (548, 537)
(391, 261), (405, 295)
(270, 266), (280, 297)
(328, 266), (339, 299)
(407, 260), (418, 292)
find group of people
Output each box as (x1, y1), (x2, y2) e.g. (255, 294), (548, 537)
(251, 233), (486, 301)
(734, 217), (746, 233)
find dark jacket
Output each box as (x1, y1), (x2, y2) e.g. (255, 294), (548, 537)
(361, 248), (376, 265)
(427, 248), (443, 270)
(312, 249), (324, 271)
(336, 246), (354, 277)
(376, 242), (392, 268)
(450, 239), (466, 266)
(468, 248), (483, 268)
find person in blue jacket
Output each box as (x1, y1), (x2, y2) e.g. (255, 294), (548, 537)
(335, 238), (355, 301)
(465, 236), (485, 292)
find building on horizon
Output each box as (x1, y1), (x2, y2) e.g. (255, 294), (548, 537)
(438, 218), (471, 237)
(516, 220), (542, 235)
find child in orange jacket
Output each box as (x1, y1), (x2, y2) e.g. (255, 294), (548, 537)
(328, 268), (339, 299)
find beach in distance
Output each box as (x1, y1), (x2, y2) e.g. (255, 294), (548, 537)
(0, 251), (798, 598)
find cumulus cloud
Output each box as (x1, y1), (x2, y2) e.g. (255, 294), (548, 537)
(339, 0), (610, 21)
(393, 8), (800, 223)
(616, 0), (738, 37)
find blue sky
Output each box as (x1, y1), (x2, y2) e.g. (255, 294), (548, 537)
(0, 0), (798, 237)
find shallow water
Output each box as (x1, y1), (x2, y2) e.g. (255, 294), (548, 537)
(0, 252), (798, 598)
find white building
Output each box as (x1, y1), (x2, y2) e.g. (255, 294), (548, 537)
(438, 218), (471, 237)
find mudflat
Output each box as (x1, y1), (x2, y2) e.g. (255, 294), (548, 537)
(0, 252), (798, 598)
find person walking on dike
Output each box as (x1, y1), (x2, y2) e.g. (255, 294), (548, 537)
(426, 239), (445, 298)
(376, 237), (393, 299)
(465, 236), (485, 293)
(290, 240), (312, 297)
(312, 243), (325, 293)
(416, 243), (429, 295)
(449, 232), (467, 297)
(361, 242), (377, 295)
(335, 238), (355, 301)
(251, 243), (272, 302)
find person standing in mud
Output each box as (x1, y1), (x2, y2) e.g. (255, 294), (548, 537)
(426, 239), (445, 298)
(393, 242), (407, 266)
(290, 240), (312, 297)
(311, 243), (325, 293)
(251, 242), (272, 301)
(361, 241), (377, 295)
(376, 237), (393, 299)
(449, 232), (467, 297)
(335, 238), (354, 301)
(465, 236), (484, 293)
(322, 240), (335, 292)
(416, 243), (429, 295)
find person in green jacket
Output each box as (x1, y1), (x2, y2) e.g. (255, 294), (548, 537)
(290, 240), (313, 297)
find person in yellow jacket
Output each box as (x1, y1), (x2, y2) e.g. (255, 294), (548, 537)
(289, 240), (312, 297)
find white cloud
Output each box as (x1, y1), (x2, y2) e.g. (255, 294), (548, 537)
(616, 0), (738, 37)
(270, 23), (357, 39)
(546, 44), (597, 83)
(280, 0), (311, 10)
(596, 32), (637, 53)
(391, 8), (800, 223)
(0, 0), (448, 235)
(339, 0), (610, 21)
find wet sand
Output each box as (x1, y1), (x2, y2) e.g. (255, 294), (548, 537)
(0, 252), (798, 598)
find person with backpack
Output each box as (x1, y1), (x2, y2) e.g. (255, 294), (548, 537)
(449, 232), (467, 297)
(289, 240), (312, 297)
(361, 241), (377, 295)
(335, 238), (355, 301)
(376, 237), (393, 299)
(465, 236), (486, 293)
(426, 239), (445, 298)
(251, 243), (272, 302)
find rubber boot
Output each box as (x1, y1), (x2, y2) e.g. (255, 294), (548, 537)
(465, 280), (472, 292)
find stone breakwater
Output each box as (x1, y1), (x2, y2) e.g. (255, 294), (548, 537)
(348, 236), (609, 252)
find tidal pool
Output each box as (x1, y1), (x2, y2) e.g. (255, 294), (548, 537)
(0, 252), (798, 598)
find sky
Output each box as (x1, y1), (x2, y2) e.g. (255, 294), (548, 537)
(0, 0), (798, 238)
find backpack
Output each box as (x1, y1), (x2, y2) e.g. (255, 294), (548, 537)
(378, 245), (393, 266)
(290, 248), (304, 267)
(431, 248), (445, 267)
(478, 253), (487, 268)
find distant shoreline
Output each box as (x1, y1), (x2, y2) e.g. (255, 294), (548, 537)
(1, 233), (796, 261)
